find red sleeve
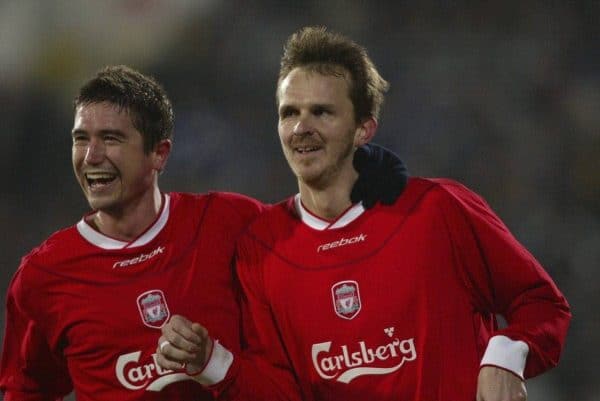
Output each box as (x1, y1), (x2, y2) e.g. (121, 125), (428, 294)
(0, 268), (73, 401)
(438, 180), (571, 378)
(202, 231), (302, 401)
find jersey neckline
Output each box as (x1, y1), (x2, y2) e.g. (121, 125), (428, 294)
(293, 194), (365, 231)
(76, 194), (171, 250)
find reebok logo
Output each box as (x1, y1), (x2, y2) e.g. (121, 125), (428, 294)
(113, 246), (165, 269)
(317, 234), (366, 252)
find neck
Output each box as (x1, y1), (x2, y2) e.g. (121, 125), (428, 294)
(298, 168), (358, 220)
(90, 187), (163, 242)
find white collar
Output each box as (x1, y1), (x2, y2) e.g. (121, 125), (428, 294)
(76, 194), (170, 249)
(294, 193), (365, 231)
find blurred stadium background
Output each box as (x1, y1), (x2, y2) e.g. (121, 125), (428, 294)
(1, 1), (598, 400)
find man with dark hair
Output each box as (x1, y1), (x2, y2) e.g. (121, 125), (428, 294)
(0, 65), (263, 400)
(75, 65), (175, 153)
(0, 64), (405, 400)
(157, 27), (570, 401)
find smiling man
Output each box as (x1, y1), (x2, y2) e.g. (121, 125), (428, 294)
(0, 65), (407, 401)
(0, 66), (268, 401)
(72, 100), (169, 235)
(157, 27), (571, 401)
(277, 65), (377, 218)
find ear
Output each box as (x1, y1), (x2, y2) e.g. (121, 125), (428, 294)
(153, 139), (172, 172)
(354, 117), (377, 146)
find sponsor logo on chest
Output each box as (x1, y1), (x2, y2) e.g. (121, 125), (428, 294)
(317, 233), (366, 252)
(116, 351), (192, 391)
(312, 328), (417, 383)
(113, 246), (165, 269)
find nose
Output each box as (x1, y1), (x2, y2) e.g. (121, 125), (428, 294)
(84, 137), (105, 165)
(292, 114), (314, 137)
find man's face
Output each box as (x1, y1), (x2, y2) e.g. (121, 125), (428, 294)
(277, 67), (364, 189)
(72, 101), (158, 213)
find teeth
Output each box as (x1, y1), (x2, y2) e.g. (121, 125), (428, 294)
(85, 172), (117, 188)
(296, 146), (319, 153)
(86, 173), (115, 180)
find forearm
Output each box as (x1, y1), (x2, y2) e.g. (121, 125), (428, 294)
(191, 341), (301, 401)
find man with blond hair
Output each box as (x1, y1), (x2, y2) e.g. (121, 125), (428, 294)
(158, 27), (570, 401)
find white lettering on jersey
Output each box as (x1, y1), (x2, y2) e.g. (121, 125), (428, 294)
(311, 336), (416, 383)
(113, 246), (165, 268)
(116, 351), (193, 391)
(317, 234), (367, 252)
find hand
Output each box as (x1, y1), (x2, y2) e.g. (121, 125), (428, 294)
(156, 314), (213, 375)
(351, 143), (408, 209)
(477, 366), (527, 401)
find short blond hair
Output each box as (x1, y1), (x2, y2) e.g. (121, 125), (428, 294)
(278, 26), (389, 122)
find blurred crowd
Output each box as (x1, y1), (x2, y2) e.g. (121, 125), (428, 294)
(1, 1), (597, 400)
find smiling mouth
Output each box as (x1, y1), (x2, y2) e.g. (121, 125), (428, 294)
(294, 146), (321, 154)
(85, 172), (117, 189)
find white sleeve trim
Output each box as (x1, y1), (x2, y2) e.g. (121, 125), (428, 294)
(191, 340), (234, 386)
(480, 335), (529, 380)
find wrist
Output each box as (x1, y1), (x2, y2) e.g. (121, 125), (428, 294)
(480, 335), (529, 380)
(188, 339), (234, 386)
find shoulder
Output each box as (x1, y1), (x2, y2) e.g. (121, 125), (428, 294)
(238, 197), (294, 246)
(20, 225), (81, 271)
(206, 191), (269, 226)
(168, 191), (265, 219)
(408, 178), (506, 235)
(170, 190), (265, 211)
(387, 177), (500, 229)
(246, 196), (291, 226)
(207, 191), (267, 212)
(234, 200), (292, 272)
(169, 191), (269, 238)
(407, 177), (488, 209)
(9, 225), (79, 307)
(408, 176), (471, 196)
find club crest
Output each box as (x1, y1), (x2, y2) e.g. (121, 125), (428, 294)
(332, 280), (361, 320)
(137, 290), (170, 329)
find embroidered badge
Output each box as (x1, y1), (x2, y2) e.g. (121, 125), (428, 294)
(137, 290), (170, 328)
(332, 280), (361, 320)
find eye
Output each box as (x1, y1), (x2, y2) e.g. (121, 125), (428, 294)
(72, 133), (88, 144)
(279, 106), (297, 119)
(103, 133), (124, 143)
(312, 106), (331, 116)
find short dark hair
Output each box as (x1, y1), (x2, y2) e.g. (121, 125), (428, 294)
(278, 26), (389, 122)
(74, 65), (174, 153)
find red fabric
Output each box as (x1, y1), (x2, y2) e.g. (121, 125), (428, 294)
(0, 192), (265, 401)
(219, 177), (570, 400)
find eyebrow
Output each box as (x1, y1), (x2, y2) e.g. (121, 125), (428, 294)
(279, 102), (336, 111)
(311, 103), (335, 110)
(71, 129), (126, 137)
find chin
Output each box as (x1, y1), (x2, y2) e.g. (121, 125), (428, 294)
(298, 172), (328, 188)
(86, 200), (105, 211)
(293, 163), (323, 179)
(295, 169), (319, 183)
(86, 196), (117, 212)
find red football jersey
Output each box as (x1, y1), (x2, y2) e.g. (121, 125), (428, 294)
(0, 192), (264, 401)
(206, 178), (570, 400)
